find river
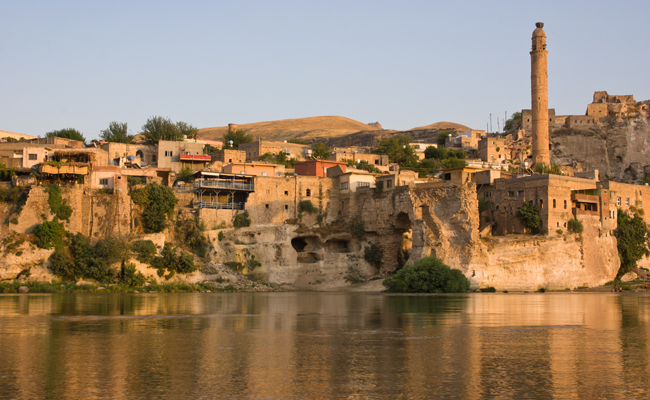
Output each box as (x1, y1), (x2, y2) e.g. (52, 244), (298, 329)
(1, 292), (649, 399)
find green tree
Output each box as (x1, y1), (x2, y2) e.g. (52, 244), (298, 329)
(287, 138), (308, 145)
(312, 142), (331, 159)
(517, 201), (541, 231)
(534, 163), (562, 175)
(140, 116), (196, 145)
(436, 130), (453, 146)
(614, 209), (650, 275)
(46, 128), (86, 145)
(135, 183), (178, 233)
(223, 129), (254, 149)
(34, 221), (64, 250)
(175, 121), (198, 140)
(175, 167), (195, 183)
(504, 112), (522, 132)
(375, 135), (418, 166)
(100, 122), (134, 143)
(383, 256), (470, 293)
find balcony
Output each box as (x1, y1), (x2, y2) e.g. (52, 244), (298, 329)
(193, 179), (254, 191)
(195, 201), (245, 210)
(179, 154), (211, 161)
(571, 193), (599, 204)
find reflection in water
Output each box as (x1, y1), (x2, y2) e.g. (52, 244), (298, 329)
(1, 293), (650, 398)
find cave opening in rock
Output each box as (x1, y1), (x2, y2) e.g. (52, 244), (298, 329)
(325, 239), (351, 253)
(297, 252), (322, 264)
(291, 238), (308, 252)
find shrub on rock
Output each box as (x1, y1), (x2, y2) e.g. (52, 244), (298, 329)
(383, 256), (470, 293)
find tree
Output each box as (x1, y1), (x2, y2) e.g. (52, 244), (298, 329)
(614, 209), (650, 275)
(176, 121), (198, 140)
(135, 183), (178, 233)
(375, 135), (418, 166)
(517, 201), (541, 231)
(436, 130), (453, 146)
(312, 142), (331, 159)
(383, 256), (470, 293)
(504, 112), (522, 132)
(223, 129), (254, 149)
(100, 122), (133, 143)
(46, 128), (86, 145)
(140, 116), (196, 145)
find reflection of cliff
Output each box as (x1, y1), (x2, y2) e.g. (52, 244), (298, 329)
(1, 293), (648, 398)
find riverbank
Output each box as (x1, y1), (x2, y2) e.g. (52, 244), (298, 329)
(0, 279), (286, 294)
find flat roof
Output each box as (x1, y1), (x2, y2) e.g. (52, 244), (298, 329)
(193, 171), (254, 178)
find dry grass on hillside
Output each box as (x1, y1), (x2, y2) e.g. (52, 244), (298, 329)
(407, 121), (471, 132)
(198, 116), (379, 142)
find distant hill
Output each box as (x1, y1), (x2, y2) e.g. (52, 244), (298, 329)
(0, 130), (38, 141)
(198, 116), (380, 142)
(407, 121), (472, 132)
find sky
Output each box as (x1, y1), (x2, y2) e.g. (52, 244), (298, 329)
(1, 0), (649, 140)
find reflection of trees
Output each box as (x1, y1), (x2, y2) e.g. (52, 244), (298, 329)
(618, 296), (650, 390)
(385, 294), (469, 327)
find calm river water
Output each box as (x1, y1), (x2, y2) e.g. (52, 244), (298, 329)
(1, 292), (650, 399)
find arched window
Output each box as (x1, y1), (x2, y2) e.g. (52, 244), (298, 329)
(306, 189), (311, 197)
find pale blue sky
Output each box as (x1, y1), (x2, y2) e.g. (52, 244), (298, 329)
(1, 0), (649, 140)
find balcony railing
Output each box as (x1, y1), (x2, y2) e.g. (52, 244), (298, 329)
(571, 193), (599, 204)
(193, 179), (254, 191)
(195, 201), (245, 210)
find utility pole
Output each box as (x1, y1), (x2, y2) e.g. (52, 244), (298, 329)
(490, 114), (493, 133)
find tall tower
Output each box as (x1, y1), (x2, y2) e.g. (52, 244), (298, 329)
(531, 22), (549, 165)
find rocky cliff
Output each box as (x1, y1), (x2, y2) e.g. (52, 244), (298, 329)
(551, 115), (650, 181)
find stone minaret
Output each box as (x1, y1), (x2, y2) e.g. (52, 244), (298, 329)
(531, 22), (549, 166)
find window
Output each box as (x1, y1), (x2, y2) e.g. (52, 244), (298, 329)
(625, 198), (630, 207)
(540, 199), (543, 208)
(617, 197), (621, 206)
(265, 204), (269, 209)
(165, 151), (173, 157)
(508, 191), (515, 197)
(284, 191), (289, 196)
(444, 173), (451, 181)
(306, 189), (311, 196)
(640, 201), (643, 208)
(557, 222), (560, 227)
(387, 180), (393, 188)
(564, 200), (567, 209)
(357, 182), (370, 188)
(261, 172), (268, 177)
(285, 205), (289, 210)
(28, 154), (37, 160)
(228, 159), (232, 163)
(341, 182), (349, 190)
(518, 190), (524, 196)
(99, 178), (109, 185)
(152, 155), (157, 162)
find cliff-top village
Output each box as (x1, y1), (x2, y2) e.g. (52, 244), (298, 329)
(2, 22), (650, 292)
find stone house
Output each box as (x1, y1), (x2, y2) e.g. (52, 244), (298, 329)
(211, 149), (246, 164)
(157, 140), (207, 173)
(329, 150), (389, 167)
(294, 160), (348, 177)
(327, 167), (377, 193)
(100, 143), (158, 167)
(479, 137), (509, 164)
(239, 140), (311, 161)
(0, 144), (53, 168)
(222, 162), (285, 177)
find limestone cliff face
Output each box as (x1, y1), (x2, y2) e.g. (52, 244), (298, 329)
(349, 182), (619, 291)
(551, 116), (650, 180)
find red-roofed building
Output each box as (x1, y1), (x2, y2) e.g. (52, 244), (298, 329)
(294, 160), (348, 177)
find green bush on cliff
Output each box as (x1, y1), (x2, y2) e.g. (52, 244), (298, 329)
(131, 240), (158, 263)
(614, 208), (650, 275)
(176, 218), (209, 257)
(34, 221), (64, 249)
(233, 211), (251, 228)
(151, 243), (197, 278)
(131, 183), (178, 233)
(517, 201), (540, 231)
(364, 243), (383, 268)
(46, 184), (73, 221)
(567, 218), (583, 233)
(299, 200), (318, 214)
(382, 256), (470, 293)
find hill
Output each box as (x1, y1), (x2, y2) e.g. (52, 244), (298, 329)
(0, 130), (38, 141)
(198, 116), (380, 142)
(407, 121), (471, 132)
